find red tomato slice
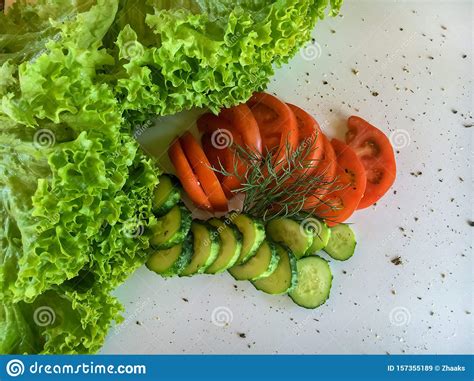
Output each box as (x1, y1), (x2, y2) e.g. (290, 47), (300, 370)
(197, 113), (233, 178)
(201, 132), (225, 182)
(247, 92), (299, 166)
(318, 134), (338, 184)
(287, 103), (324, 174)
(197, 113), (245, 198)
(168, 139), (212, 210)
(303, 134), (338, 209)
(180, 132), (228, 211)
(346, 116), (396, 209)
(197, 113), (224, 134)
(316, 139), (367, 226)
(219, 103), (262, 154)
(221, 131), (246, 198)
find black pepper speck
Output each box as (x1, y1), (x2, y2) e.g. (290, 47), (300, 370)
(391, 256), (403, 266)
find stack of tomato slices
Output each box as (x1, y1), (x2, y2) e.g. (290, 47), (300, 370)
(168, 92), (396, 225)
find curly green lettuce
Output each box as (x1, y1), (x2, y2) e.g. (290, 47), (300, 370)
(1, 0), (158, 354)
(110, 0), (342, 116)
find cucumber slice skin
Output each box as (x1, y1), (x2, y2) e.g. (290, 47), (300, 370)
(180, 222), (220, 276)
(231, 214), (266, 264)
(323, 224), (356, 261)
(146, 234), (193, 277)
(289, 256), (332, 309)
(252, 244), (298, 295)
(306, 220), (331, 254)
(153, 175), (181, 217)
(266, 218), (313, 259)
(150, 204), (192, 250)
(205, 219), (243, 274)
(228, 240), (280, 281)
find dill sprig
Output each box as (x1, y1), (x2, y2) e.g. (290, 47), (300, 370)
(213, 133), (344, 221)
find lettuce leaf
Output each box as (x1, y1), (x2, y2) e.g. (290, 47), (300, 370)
(1, 0), (158, 354)
(111, 0), (342, 116)
(0, 282), (124, 354)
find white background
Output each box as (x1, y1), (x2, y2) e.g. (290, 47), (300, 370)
(102, 0), (473, 354)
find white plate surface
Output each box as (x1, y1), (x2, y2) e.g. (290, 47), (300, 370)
(102, 0), (473, 354)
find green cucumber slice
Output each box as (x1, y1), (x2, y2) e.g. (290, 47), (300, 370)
(323, 224), (356, 261)
(289, 256), (332, 309)
(181, 221), (220, 276)
(228, 240), (279, 281)
(266, 218), (313, 259)
(231, 214), (266, 264)
(150, 204), (192, 249)
(146, 235), (193, 277)
(252, 244), (297, 295)
(153, 175), (181, 216)
(205, 219), (242, 274)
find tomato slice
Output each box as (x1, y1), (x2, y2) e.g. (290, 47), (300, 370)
(168, 139), (212, 211)
(315, 139), (367, 226)
(287, 103), (324, 174)
(201, 132), (225, 182)
(221, 130), (246, 197)
(197, 113), (229, 135)
(303, 133), (338, 210)
(197, 113), (245, 198)
(219, 103), (262, 154)
(318, 134), (338, 183)
(346, 116), (396, 209)
(197, 113), (232, 178)
(179, 132), (228, 211)
(247, 92), (299, 165)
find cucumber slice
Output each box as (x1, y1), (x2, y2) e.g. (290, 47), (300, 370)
(153, 175), (181, 216)
(146, 235), (193, 277)
(289, 256), (332, 309)
(266, 218), (313, 259)
(307, 220), (331, 254)
(231, 214), (266, 264)
(205, 219), (242, 274)
(150, 204), (192, 249)
(323, 224), (356, 261)
(252, 244), (298, 295)
(228, 240), (280, 281)
(181, 221), (220, 276)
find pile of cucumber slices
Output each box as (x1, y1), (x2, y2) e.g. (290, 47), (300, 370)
(146, 175), (357, 309)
